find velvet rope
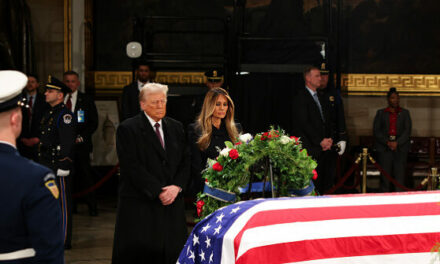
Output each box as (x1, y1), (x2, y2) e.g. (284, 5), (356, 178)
(371, 161), (425, 191)
(72, 164), (120, 198)
(325, 161), (360, 194)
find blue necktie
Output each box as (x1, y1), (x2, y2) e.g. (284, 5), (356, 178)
(312, 92), (325, 121)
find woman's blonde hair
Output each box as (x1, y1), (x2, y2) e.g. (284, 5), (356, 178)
(196, 87), (239, 151)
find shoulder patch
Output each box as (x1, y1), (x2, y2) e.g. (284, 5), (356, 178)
(63, 114), (72, 124)
(44, 178), (59, 199)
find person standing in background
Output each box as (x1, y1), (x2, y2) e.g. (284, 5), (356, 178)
(39, 75), (76, 249)
(63, 71), (99, 216)
(373, 87), (411, 192)
(18, 74), (49, 161)
(120, 60), (152, 121)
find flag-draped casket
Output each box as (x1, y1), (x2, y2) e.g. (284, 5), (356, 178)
(178, 191), (440, 264)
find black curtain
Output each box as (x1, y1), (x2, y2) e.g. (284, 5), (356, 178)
(0, 0), (35, 72)
(231, 73), (304, 135)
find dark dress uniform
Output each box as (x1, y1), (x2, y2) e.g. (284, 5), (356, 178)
(0, 143), (64, 263)
(0, 70), (64, 263)
(187, 121), (241, 195)
(38, 102), (76, 248)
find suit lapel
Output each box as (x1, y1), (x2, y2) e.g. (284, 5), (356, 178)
(140, 113), (167, 160)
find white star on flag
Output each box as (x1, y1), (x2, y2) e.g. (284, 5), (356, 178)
(189, 250), (195, 261)
(216, 212), (224, 223)
(230, 206), (240, 214)
(205, 236), (211, 248)
(209, 252), (214, 263)
(201, 223), (211, 233)
(193, 234), (199, 246)
(199, 249), (206, 261)
(213, 225), (222, 235)
(186, 245), (190, 255)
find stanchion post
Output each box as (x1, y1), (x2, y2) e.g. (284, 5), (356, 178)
(428, 167), (438, 190)
(362, 148), (368, 193)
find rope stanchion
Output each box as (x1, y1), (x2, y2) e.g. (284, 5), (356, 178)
(369, 157), (425, 191)
(325, 154), (361, 194)
(72, 164), (120, 198)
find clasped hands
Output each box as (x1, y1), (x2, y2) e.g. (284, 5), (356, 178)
(320, 138), (333, 151)
(387, 141), (398, 151)
(159, 185), (181, 206)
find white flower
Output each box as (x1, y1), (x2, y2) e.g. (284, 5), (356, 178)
(280, 135), (292, 145)
(219, 147), (231, 157)
(239, 133), (253, 143)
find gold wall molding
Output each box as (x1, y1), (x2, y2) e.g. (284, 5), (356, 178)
(91, 71), (206, 95)
(342, 74), (440, 96)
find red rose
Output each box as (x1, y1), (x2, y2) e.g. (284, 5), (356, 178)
(213, 162), (223, 171)
(196, 200), (205, 217)
(205, 178), (209, 183)
(312, 169), (318, 180)
(229, 149), (239, 160)
(235, 142), (242, 145)
(260, 135), (267, 141)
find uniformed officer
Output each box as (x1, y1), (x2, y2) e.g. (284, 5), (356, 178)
(38, 75), (76, 249)
(0, 70), (64, 263)
(318, 62), (347, 155)
(204, 68), (224, 90)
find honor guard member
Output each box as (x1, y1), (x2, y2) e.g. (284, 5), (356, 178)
(38, 75), (76, 249)
(318, 63), (347, 155)
(204, 68), (224, 90)
(0, 70), (64, 263)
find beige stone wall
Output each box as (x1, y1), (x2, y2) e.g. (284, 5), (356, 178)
(27, 0), (64, 81)
(343, 95), (440, 145)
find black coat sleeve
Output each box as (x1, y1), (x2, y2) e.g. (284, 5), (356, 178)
(57, 110), (76, 170)
(116, 123), (164, 200)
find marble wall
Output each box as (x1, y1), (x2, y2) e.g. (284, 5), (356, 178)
(343, 95), (440, 145)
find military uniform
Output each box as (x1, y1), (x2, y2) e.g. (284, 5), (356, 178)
(0, 70), (64, 263)
(38, 76), (76, 249)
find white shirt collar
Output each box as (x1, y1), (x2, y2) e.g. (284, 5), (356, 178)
(0, 140), (16, 149)
(144, 112), (162, 129)
(138, 80), (149, 91)
(305, 86), (317, 96)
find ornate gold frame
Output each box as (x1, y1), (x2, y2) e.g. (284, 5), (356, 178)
(63, 0), (72, 72)
(341, 74), (440, 96)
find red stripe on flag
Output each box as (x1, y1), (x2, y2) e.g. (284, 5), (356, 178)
(233, 202), (440, 259)
(235, 232), (440, 264)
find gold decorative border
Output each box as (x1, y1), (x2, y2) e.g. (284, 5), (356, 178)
(91, 71), (207, 95)
(342, 74), (440, 96)
(91, 71), (440, 96)
(63, 0), (72, 72)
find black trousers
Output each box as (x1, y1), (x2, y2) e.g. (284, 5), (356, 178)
(56, 175), (73, 247)
(377, 150), (408, 192)
(73, 149), (97, 210)
(314, 150), (338, 194)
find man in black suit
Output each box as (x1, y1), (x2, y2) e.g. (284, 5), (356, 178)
(292, 66), (336, 194)
(18, 74), (49, 161)
(120, 60), (151, 121)
(112, 83), (190, 264)
(63, 71), (99, 216)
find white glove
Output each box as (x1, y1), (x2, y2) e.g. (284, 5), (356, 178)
(56, 169), (70, 177)
(337, 141), (347, 156)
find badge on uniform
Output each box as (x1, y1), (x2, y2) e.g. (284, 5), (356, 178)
(63, 114), (72, 124)
(329, 96), (335, 102)
(45, 179), (59, 199)
(77, 109), (85, 123)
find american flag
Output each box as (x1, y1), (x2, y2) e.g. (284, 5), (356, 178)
(178, 191), (440, 264)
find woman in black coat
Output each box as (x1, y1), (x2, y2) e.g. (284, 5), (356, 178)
(188, 87), (241, 195)
(373, 87), (412, 192)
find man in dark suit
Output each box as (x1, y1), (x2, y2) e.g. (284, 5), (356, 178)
(18, 74), (49, 161)
(0, 70), (63, 263)
(292, 66), (336, 194)
(112, 83), (190, 264)
(63, 71), (99, 216)
(120, 60), (151, 121)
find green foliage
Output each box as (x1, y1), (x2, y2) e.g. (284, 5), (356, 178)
(196, 127), (318, 220)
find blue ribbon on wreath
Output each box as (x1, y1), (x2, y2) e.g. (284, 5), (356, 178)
(288, 180), (315, 196)
(203, 184), (236, 203)
(238, 182), (273, 193)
